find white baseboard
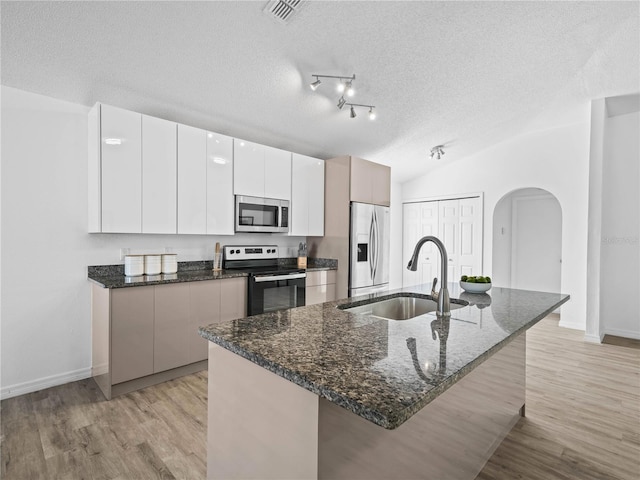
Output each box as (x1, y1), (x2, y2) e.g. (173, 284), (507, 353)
(603, 327), (640, 340)
(1, 367), (92, 400)
(583, 333), (603, 344)
(558, 319), (586, 331)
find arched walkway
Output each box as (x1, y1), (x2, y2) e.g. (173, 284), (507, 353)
(492, 188), (562, 294)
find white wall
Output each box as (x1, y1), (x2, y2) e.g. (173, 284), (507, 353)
(401, 107), (591, 331)
(0, 86), (305, 399)
(600, 110), (640, 339)
(388, 180), (403, 290)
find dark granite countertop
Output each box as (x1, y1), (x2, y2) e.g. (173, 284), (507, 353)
(88, 258), (337, 288)
(199, 283), (569, 429)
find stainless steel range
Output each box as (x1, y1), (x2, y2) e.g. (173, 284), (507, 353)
(223, 245), (306, 316)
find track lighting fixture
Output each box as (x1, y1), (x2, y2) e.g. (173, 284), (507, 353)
(309, 72), (377, 120)
(345, 103), (376, 120)
(430, 146), (445, 160)
(309, 73), (356, 92)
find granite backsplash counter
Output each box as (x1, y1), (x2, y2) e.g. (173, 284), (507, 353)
(199, 283), (569, 429)
(88, 258), (337, 288)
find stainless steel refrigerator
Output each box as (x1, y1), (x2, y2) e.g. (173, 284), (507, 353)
(349, 202), (390, 297)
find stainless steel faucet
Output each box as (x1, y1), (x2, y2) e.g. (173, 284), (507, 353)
(406, 236), (451, 316)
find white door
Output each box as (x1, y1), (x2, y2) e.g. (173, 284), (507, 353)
(101, 104), (142, 233)
(206, 132), (234, 235)
(142, 115), (177, 234)
(403, 196), (483, 288)
(233, 139), (264, 197)
(291, 154), (325, 236)
(458, 197), (483, 277)
(177, 124), (207, 234)
(291, 154), (311, 236)
(402, 202), (439, 287)
(439, 200), (459, 282)
(264, 146), (291, 200)
(307, 158), (325, 236)
(511, 194), (562, 293)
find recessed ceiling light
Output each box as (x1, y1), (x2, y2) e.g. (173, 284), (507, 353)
(104, 138), (122, 145)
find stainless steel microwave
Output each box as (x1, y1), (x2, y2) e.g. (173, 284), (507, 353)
(235, 195), (289, 233)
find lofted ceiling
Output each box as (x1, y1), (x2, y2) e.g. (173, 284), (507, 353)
(2, 1), (639, 183)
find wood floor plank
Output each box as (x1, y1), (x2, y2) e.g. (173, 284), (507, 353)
(1, 316), (638, 479)
(478, 316), (640, 480)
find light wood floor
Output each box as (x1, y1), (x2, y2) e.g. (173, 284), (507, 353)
(2, 316), (639, 479)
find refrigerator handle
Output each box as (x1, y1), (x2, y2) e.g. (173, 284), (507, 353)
(374, 208), (380, 280)
(371, 209), (378, 281)
(368, 211), (375, 280)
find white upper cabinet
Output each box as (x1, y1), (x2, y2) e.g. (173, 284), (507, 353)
(100, 104), (142, 233)
(206, 132), (234, 235)
(264, 146), (292, 200)
(142, 115), (177, 234)
(234, 139), (291, 200)
(291, 154), (324, 236)
(307, 158), (325, 236)
(177, 124), (207, 234)
(233, 139), (264, 197)
(89, 104), (318, 235)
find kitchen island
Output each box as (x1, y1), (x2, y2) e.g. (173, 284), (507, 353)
(199, 284), (569, 479)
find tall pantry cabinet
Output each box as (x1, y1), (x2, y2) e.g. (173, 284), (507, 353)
(308, 156), (391, 299)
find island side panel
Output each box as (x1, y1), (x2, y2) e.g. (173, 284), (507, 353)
(207, 343), (319, 480)
(91, 283), (111, 400)
(318, 333), (526, 480)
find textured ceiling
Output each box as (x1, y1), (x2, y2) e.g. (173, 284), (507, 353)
(2, 1), (639, 182)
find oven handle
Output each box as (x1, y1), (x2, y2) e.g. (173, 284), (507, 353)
(253, 273), (307, 283)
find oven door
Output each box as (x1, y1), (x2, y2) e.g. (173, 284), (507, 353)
(248, 272), (306, 316)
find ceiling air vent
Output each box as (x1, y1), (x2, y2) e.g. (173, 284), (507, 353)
(263, 0), (305, 25)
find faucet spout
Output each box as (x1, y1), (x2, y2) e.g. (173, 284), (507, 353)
(406, 236), (451, 316)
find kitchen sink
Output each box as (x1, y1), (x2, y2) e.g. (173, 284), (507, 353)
(339, 295), (467, 321)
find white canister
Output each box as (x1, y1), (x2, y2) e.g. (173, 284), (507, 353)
(144, 254), (162, 275)
(161, 254), (178, 274)
(124, 255), (145, 277)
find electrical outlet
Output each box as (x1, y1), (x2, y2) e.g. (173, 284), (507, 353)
(120, 248), (130, 260)
(164, 246), (174, 253)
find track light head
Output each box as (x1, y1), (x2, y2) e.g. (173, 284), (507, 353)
(368, 107), (376, 120)
(430, 146), (445, 160)
(350, 105), (357, 118)
(345, 80), (355, 97)
(310, 77), (321, 90)
(337, 96), (346, 109)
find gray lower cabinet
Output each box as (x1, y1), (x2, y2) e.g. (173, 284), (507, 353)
(306, 270), (337, 306)
(154, 283), (191, 373)
(93, 277), (247, 399)
(111, 285), (155, 384)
